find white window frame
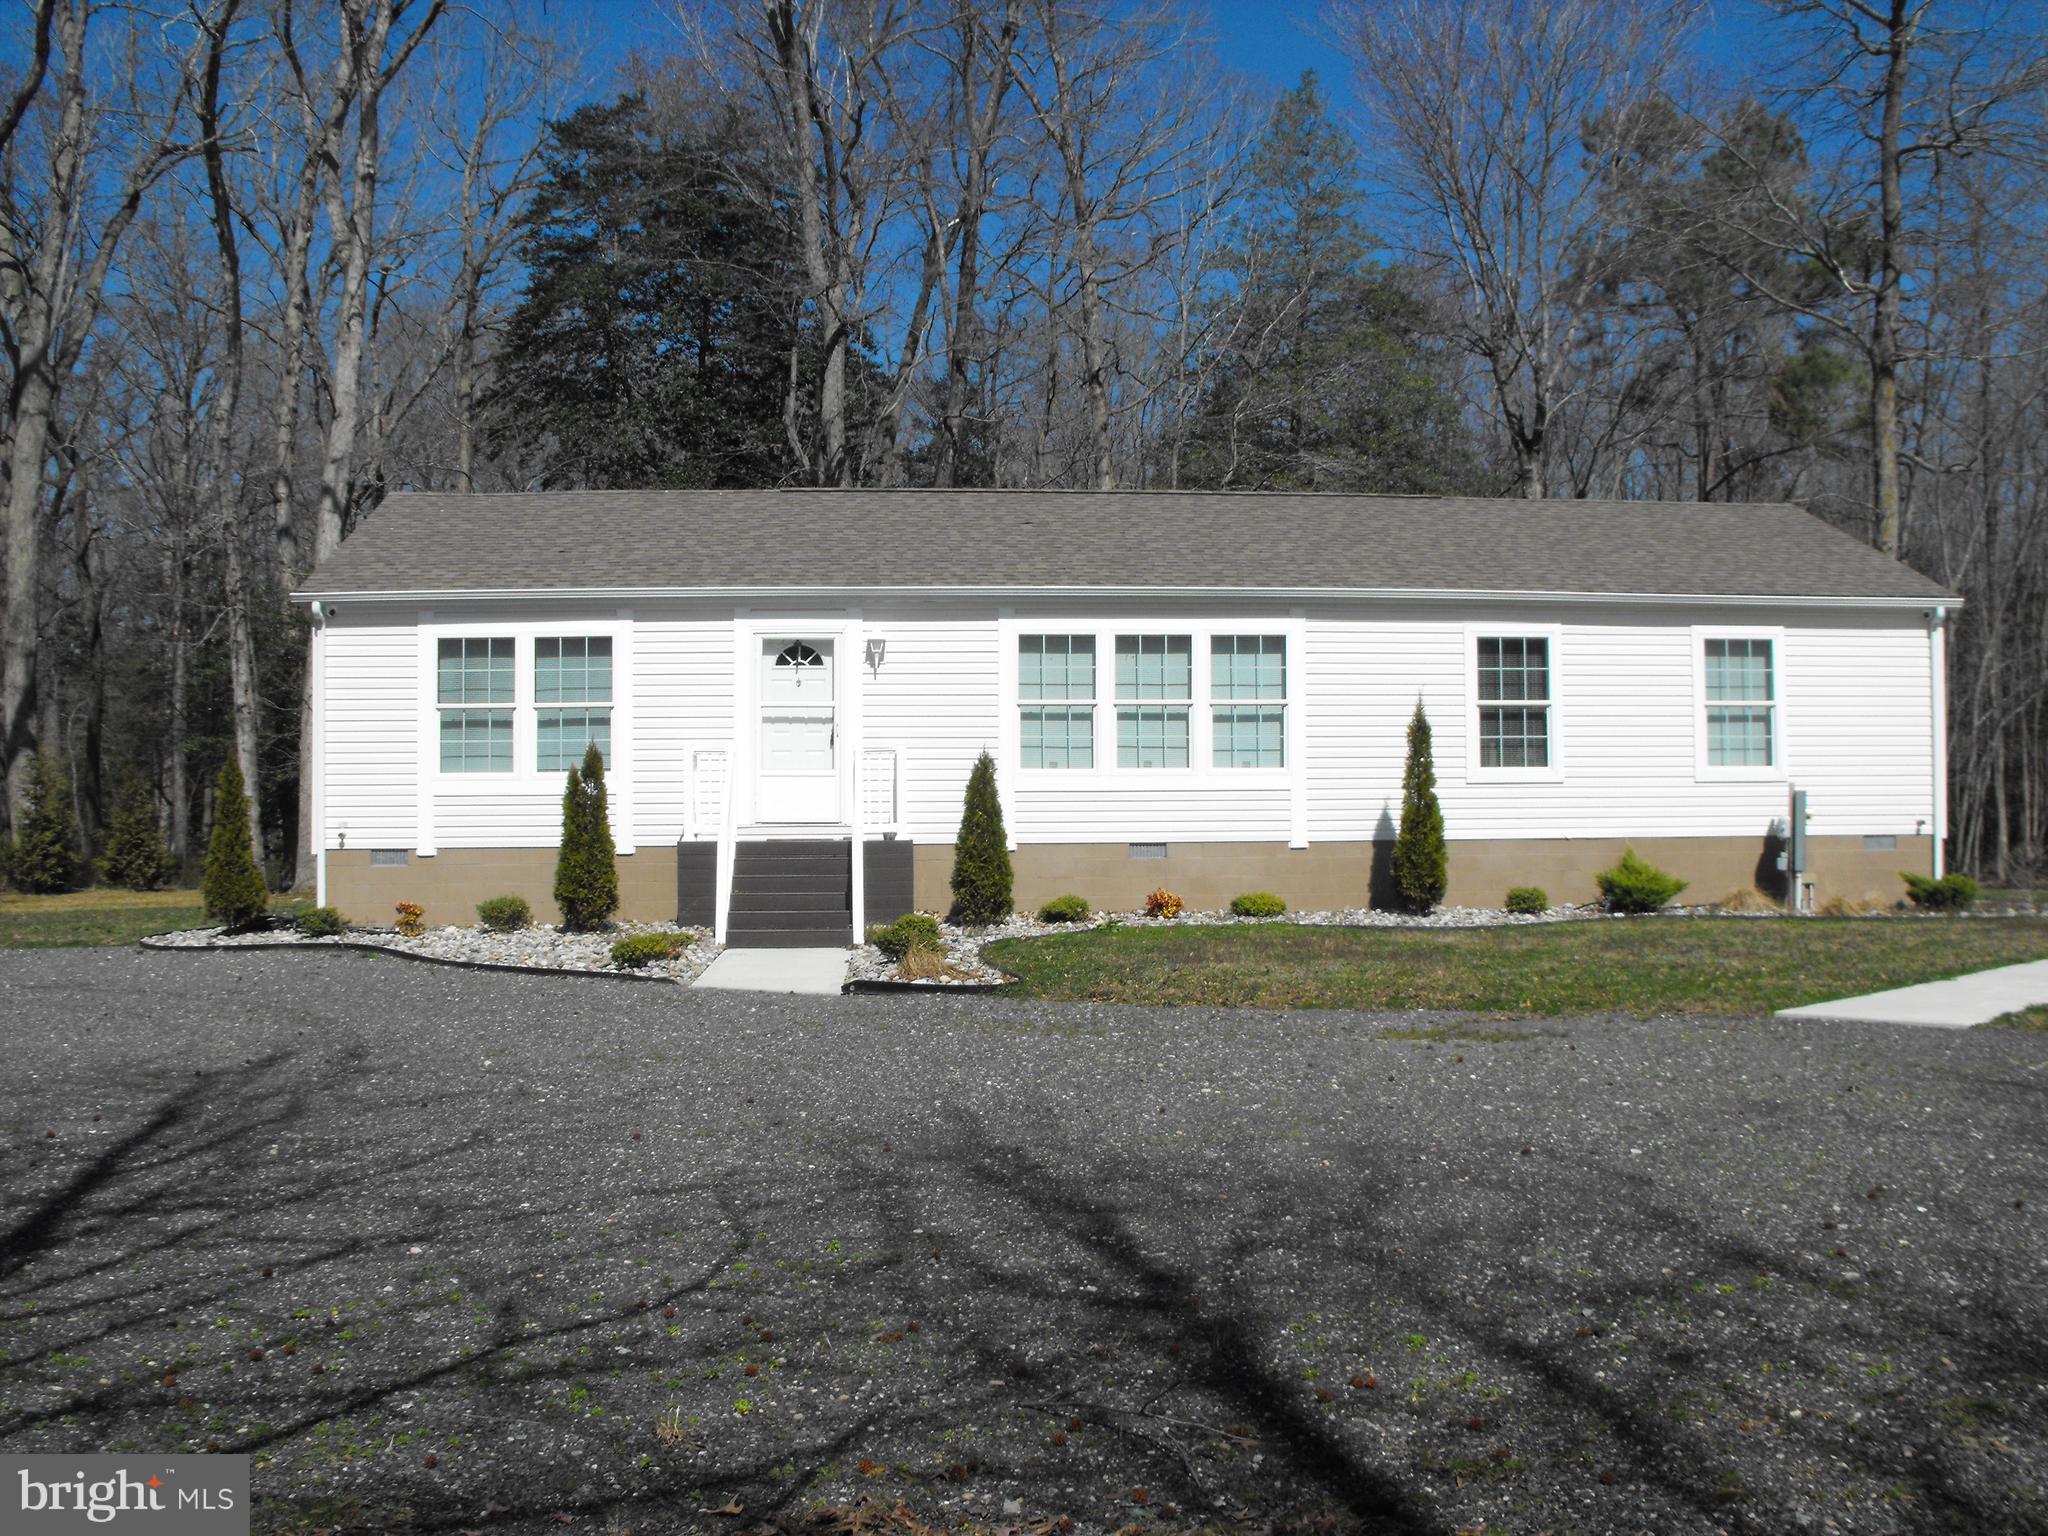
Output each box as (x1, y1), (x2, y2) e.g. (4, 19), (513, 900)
(1209, 633), (1289, 770)
(1000, 616), (1301, 789)
(1113, 633), (1195, 770)
(534, 635), (616, 775)
(1017, 633), (1099, 771)
(1692, 624), (1786, 782)
(1463, 623), (1564, 783)
(415, 615), (635, 853)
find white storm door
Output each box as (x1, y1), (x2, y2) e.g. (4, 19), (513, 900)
(757, 638), (839, 822)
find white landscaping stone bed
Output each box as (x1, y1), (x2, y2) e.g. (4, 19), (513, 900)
(143, 919), (720, 985)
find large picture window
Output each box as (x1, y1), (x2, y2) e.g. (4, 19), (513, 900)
(1704, 636), (1774, 766)
(1212, 634), (1285, 767)
(437, 637), (513, 772)
(1477, 636), (1551, 769)
(1116, 635), (1191, 768)
(1019, 635), (1095, 769)
(536, 636), (612, 771)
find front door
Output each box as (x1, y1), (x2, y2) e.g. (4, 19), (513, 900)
(757, 638), (839, 823)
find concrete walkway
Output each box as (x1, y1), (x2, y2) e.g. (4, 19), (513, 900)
(692, 946), (849, 995)
(1776, 957), (2048, 1029)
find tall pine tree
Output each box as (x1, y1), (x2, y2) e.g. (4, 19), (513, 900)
(1180, 72), (1471, 493)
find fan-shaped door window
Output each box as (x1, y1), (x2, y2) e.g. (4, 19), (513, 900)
(776, 641), (825, 674)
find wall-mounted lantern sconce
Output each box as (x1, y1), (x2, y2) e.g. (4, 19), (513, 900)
(865, 637), (886, 676)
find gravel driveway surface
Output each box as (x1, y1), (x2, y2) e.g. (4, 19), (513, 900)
(1, 948), (2043, 1536)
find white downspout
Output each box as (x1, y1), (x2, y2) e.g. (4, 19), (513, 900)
(1929, 605), (1948, 878)
(311, 602), (328, 907)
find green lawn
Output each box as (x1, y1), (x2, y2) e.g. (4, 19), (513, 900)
(0, 888), (307, 948)
(983, 916), (2048, 1016)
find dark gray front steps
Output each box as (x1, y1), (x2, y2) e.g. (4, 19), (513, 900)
(725, 839), (851, 947)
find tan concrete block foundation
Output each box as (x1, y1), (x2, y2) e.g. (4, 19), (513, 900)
(911, 834), (1932, 915)
(326, 846), (679, 928)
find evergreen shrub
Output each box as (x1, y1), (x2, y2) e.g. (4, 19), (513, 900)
(949, 751), (1013, 924)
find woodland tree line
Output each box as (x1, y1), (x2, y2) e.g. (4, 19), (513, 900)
(1, 0), (2044, 891)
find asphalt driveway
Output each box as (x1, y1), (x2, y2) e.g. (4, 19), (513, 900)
(1, 947), (2043, 1534)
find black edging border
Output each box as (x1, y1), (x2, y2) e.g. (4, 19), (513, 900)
(137, 933), (690, 986)
(842, 975), (1015, 996)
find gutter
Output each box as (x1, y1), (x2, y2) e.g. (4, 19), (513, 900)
(290, 583), (1963, 611)
(1929, 605), (1949, 878)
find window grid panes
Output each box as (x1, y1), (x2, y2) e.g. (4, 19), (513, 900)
(536, 636), (612, 704)
(1019, 635), (1095, 700)
(1213, 706), (1284, 768)
(437, 637), (513, 704)
(1477, 636), (1551, 769)
(1212, 635), (1285, 699)
(537, 708), (611, 773)
(1704, 638), (1775, 766)
(439, 709), (512, 773)
(1116, 635), (1192, 700)
(1118, 705), (1189, 768)
(1115, 636), (1190, 769)
(1479, 706), (1549, 769)
(1021, 706), (1094, 770)
(1020, 636), (1095, 769)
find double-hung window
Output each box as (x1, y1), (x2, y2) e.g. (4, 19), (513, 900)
(1704, 637), (1775, 767)
(536, 636), (612, 772)
(437, 638), (514, 772)
(1476, 636), (1551, 769)
(1212, 635), (1285, 767)
(1116, 635), (1191, 768)
(1020, 635), (1095, 769)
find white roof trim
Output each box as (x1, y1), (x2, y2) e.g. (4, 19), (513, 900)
(291, 583), (1956, 610)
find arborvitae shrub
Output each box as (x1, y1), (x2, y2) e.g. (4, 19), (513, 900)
(9, 751), (81, 894)
(1230, 891), (1287, 918)
(202, 755), (269, 931)
(476, 894), (532, 931)
(1037, 893), (1091, 923)
(1504, 886), (1549, 916)
(949, 751), (1013, 924)
(1596, 849), (1688, 914)
(869, 912), (943, 961)
(554, 740), (619, 932)
(1900, 871), (1979, 911)
(97, 776), (175, 891)
(1390, 701), (1447, 913)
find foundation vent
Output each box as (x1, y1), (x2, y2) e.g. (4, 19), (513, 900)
(1862, 834), (1898, 852)
(370, 848), (409, 866)
(1128, 843), (1167, 860)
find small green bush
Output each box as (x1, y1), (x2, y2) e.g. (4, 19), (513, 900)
(1230, 891), (1287, 918)
(869, 912), (944, 961)
(1038, 893), (1091, 923)
(476, 894), (532, 932)
(1901, 871), (1979, 911)
(296, 906), (346, 938)
(203, 755), (270, 931)
(950, 751), (1014, 924)
(1596, 849), (1688, 914)
(610, 930), (685, 969)
(98, 776), (175, 890)
(1504, 886), (1549, 915)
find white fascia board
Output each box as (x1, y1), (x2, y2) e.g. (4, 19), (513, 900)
(292, 584), (1959, 611)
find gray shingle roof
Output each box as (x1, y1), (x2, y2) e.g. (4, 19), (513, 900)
(294, 489), (1956, 603)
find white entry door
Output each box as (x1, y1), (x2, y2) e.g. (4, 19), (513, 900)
(757, 638), (839, 823)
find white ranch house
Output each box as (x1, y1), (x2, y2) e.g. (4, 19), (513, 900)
(294, 489), (1957, 944)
